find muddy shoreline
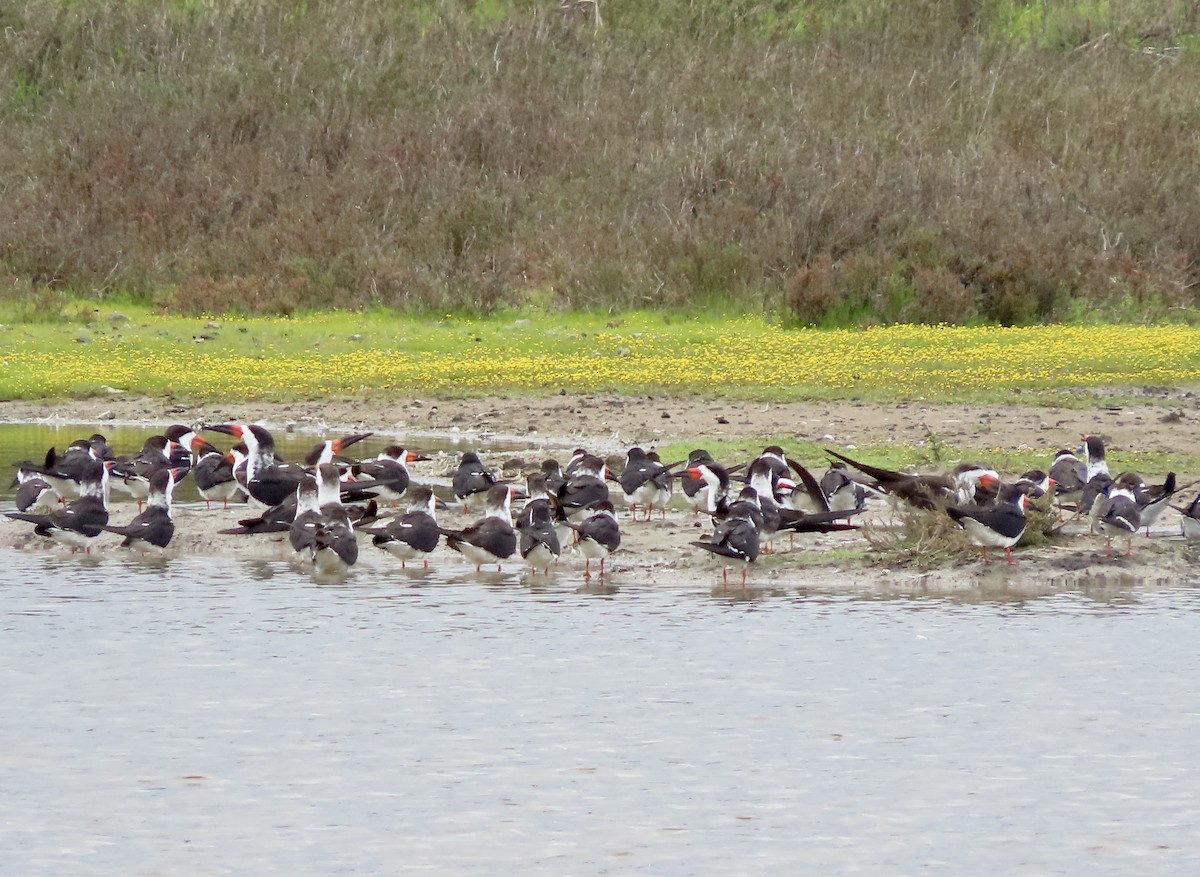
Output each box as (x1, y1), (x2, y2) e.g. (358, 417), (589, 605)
(1, 395), (1196, 593)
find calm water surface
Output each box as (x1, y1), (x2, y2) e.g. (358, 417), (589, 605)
(0, 421), (537, 504)
(2, 552), (1199, 875)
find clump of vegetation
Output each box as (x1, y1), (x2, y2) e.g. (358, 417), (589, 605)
(862, 505), (977, 569)
(2, 1), (1200, 321)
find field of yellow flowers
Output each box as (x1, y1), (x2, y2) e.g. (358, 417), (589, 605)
(3, 310), (1199, 402)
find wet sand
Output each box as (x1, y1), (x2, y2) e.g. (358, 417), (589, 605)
(1, 394), (1196, 593)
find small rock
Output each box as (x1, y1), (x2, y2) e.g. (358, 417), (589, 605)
(615, 347), (631, 357)
(75, 334), (92, 344)
(1161, 410), (1185, 423)
(661, 412), (671, 419)
(107, 312), (129, 324)
(97, 410), (115, 421)
(205, 320), (221, 329)
(716, 416), (729, 424)
(349, 334), (363, 342)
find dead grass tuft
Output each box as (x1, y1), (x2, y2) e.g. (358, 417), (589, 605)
(862, 505), (976, 569)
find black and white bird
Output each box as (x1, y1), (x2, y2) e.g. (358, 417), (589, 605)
(539, 459), (567, 495)
(353, 446), (428, 506)
(946, 478), (1028, 565)
(819, 461), (868, 514)
(566, 500), (621, 578)
(366, 485), (442, 569)
(1078, 434), (1112, 522)
(690, 486), (762, 585)
(6, 456), (111, 552)
(179, 433), (243, 509)
(679, 449), (721, 514)
(109, 434), (180, 510)
(618, 447), (675, 521)
(452, 451), (497, 513)
(824, 448), (956, 511)
(683, 458), (731, 518)
(289, 464), (359, 575)
(1172, 492), (1200, 542)
(439, 483), (518, 572)
(205, 423), (304, 508)
(1094, 478), (1141, 558)
(557, 454), (610, 521)
(517, 496), (562, 575)
(1048, 447), (1087, 510)
(103, 467), (178, 553)
(14, 474), (59, 515)
(1122, 471), (1180, 536)
(16, 440), (100, 500)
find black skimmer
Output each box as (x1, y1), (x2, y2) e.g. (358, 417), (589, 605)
(1078, 434), (1112, 522)
(205, 423), (305, 508)
(753, 446), (790, 485)
(690, 486), (762, 585)
(557, 454), (610, 521)
(818, 462), (868, 514)
(179, 433), (244, 509)
(16, 440), (99, 499)
(1047, 447), (1086, 510)
(439, 483), (518, 572)
(1014, 468), (1052, 498)
(517, 497), (562, 575)
(1117, 471), (1183, 537)
(539, 459), (567, 495)
(1171, 492), (1200, 542)
(6, 457), (110, 552)
(746, 459), (783, 550)
(951, 462), (1001, 505)
(110, 434), (179, 509)
(946, 478), (1028, 565)
(102, 467), (178, 553)
(366, 485), (442, 569)
(563, 448), (589, 477)
(644, 452), (676, 518)
(302, 432), (374, 468)
(1080, 470), (1114, 521)
(14, 474), (59, 514)
(566, 500), (621, 578)
(352, 446), (429, 506)
(289, 464), (359, 575)
(683, 458), (731, 518)
(678, 449), (719, 513)
(519, 472), (572, 553)
(1082, 434), (1110, 480)
(618, 447), (676, 521)
(1094, 478), (1140, 558)
(778, 456), (830, 515)
(824, 448), (956, 511)
(452, 451), (497, 512)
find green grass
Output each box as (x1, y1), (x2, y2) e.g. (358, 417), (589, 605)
(3, 307), (1200, 413)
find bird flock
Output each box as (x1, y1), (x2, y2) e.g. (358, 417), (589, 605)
(7, 424), (1198, 582)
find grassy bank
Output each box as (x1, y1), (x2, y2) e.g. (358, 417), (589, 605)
(3, 2), (1200, 324)
(3, 308), (1199, 403)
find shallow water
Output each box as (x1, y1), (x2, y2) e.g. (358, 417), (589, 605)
(0, 421), (538, 504)
(3, 551), (1199, 875)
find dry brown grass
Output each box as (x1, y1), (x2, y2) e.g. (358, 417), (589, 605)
(3, 1), (1200, 319)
